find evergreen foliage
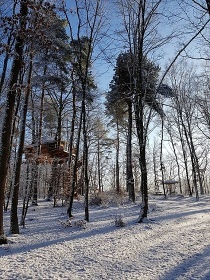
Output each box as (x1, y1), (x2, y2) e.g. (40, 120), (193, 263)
(107, 51), (162, 116)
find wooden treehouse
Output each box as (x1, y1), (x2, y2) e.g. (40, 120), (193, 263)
(24, 139), (71, 164)
(23, 139), (82, 204)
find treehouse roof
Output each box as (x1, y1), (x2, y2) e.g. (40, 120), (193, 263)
(24, 140), (69, 163)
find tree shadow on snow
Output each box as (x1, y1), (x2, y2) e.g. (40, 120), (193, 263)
(160, 246), (210, 280)
(155, 208), (210, 223)
(0, 215), (138, 257)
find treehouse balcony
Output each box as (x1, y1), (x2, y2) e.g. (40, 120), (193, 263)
(24, 139), (72, 163)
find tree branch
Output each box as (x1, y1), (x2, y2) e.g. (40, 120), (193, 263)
(205, 0), (210, 14)
(159, 18), (210, 85)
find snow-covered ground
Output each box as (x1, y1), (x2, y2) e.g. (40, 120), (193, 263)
(1, 193), (210, 280)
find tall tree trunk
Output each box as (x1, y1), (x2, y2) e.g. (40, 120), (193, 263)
(177, 122), (192, 196)
(187, 129), (203, 195)
(67, 75), (76, 168)
(20, 162), (30, 227)
(0, 1), (28, 244)
(116, 120), (120, 193)
(67, 108), (83, 218)
(181, 121), (199, 199)
(66, 78), (77, 201)
(126, 100), (135, 202)
(55, 90), (64, 147)
(32, 64), (47, 205)
(138, 115), (148, 222)
(20, 163), (35, 227)
(30, 91), (36, 143)
(10, 52), (33, 234)
(82, 96), (90, 222)
(136, 0), (148, 222)
(97, 135), (102, 193)
(50, 90), (64, 204)
(168, 130), (182, 194)
(4, 88), (22, 212)
(160, 117), (166, 197)
(135, 93), (148, 222)
(153, 143), (159, 193)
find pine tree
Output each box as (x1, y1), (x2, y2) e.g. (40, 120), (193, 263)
(106, 52), (162, 203)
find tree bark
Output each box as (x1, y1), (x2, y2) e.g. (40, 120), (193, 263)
(83, 97), (90, 222)
(67, 109), (82, 218)
(0, 1), (28, 244)
(32, 64), (47, 206)
(160, 117), (166, 197)
(116, 120), (120, 193)
(126, 99), (135, 202)
(10, 52), (33, 234)
(136, 100), (148, 222)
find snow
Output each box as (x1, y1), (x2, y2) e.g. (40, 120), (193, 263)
(1, 194), (210, 280)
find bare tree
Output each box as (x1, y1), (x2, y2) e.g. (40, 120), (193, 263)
(115, 0), (167, 222)
(166, 61), (205, 198)
(0, 0), (28, 244)
(63, 0), (106, 221)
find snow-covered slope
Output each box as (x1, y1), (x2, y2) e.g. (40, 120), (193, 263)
(1, 194), (210, 280)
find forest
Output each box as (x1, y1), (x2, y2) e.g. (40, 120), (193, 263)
(1, 0), (210, 246)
